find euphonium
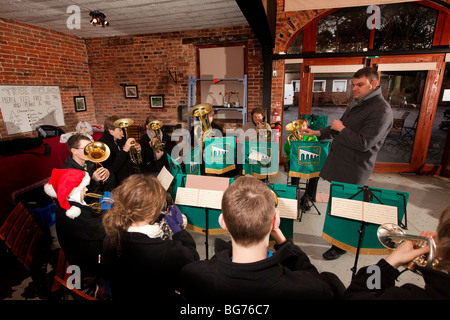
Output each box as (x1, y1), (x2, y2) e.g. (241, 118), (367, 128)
(83, 141), (111, 166)
(147, 120), (165, 151)
(285, 119), (303, 146)
(113, 118), (142, 165)
(377, 223), (438, 269)
(189, 103), (213, 147)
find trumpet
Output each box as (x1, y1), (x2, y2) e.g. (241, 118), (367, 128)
(147, 120), (165, 151)
(189, 103), (213, 147)
(113, 118), (142, 165)
(84, 141), (111, 166)
(377, 223), (437, 269)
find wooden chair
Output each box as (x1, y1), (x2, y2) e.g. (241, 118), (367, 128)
(0, 202), (42, 271)
(50, 249), (98, 300)
(390, 111), (410, 137)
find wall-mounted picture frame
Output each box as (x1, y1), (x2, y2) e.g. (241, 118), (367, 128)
(74, 96), (86, 112)
(150, 95), (164, 108)
(124, 85), (138, 98)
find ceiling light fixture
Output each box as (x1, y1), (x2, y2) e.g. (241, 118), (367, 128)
(89, 10), (109, 27)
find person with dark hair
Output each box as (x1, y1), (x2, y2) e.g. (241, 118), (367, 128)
(101, 174), (199, 301)
(139, 115), (169, 175)
(345, 205), (450, 300)
(303, 66), (393, 260)
(63, 133), (115, 192)
(180, 176), (344, 301)
(243, 107), (272, 141)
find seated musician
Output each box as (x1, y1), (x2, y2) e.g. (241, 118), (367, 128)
(283, 117), (319, 210)
(98, 115), (141, 186)
(139, 115), (169, 175)
(190, 108), (223, 149)
(63, 133), (115, 192)
(101, 174), (199, 301)
(345, 205), (450, 300)
(44, 168), (105, 280)
(180, 175), (344, 301)
(243, 107), (272, 141)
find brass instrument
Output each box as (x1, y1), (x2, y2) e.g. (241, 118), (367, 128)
(85, 192), (113, 213)
(377, 223), (438, 269)
(147, 120), (165, 151)
(189, 103), (213, 147)
(257, 109), (271, 142)
(113, 118), (142, 165)
(83, 141), (111, 166)
(285, 119), (303, 146)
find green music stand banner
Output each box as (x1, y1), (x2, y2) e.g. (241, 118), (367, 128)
(242, 141), (279, 179)
(289, 140), (330, 179)
(184, 146), (202, 175)
(204, 137), (236, 175)
(322, 181), (409, 255)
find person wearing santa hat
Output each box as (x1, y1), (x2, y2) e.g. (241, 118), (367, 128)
(44, 168), (105, 279)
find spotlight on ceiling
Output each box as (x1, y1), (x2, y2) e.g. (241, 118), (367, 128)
(89, 10), (109, 27)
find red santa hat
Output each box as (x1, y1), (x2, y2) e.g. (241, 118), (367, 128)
(44, 168), (90, 219)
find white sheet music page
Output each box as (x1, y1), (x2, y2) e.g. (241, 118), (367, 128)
(277, 197), (298, 219)
(175, 187), (199, 207)
(157, 166), (174, 191)
(330, 197), (363, 221)
(363, 202), (398, 225)
(198, 189), (223, 210)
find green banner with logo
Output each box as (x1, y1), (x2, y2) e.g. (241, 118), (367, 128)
(242, 141), (279, 179)
(184, 146), (202, 175)
(204, 137), (236, 174)
(289, 140), (330, 179)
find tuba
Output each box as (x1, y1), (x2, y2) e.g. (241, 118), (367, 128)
(113, 118), (142, 165)
(189, 103), (213, 147)
(147, 120), (165, 151)
(377, 223), (438, 269)
(285, 119), (303, 145)
(84, 141), (110, 166)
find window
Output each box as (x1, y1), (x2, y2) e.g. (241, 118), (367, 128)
(313, 80), (326, 92)
(332, 80), (347, 92)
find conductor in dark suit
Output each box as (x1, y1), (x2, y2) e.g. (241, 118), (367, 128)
(303, 67), (393, 260)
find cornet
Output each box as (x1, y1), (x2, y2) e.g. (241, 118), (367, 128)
(377, 223), (437, 269)
(113, 118), (142, 165)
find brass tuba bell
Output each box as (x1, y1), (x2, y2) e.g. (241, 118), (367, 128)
(84, 141), (111, 166)
(147, 120), (165, 151)
(377, 223), (437, 269)
(113, 118), (142, 165)
(285, 119), (304, 145)
(189, 103), (213, 147)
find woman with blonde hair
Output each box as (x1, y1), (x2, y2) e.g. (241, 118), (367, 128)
(102, 174), (199, 301)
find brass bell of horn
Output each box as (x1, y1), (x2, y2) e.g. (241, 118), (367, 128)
(84, 141), (111, 165)
(113, 118), (142, 165)
(377, 223), (437, 269)
(189, 103), (213, 147)
(147, 120), (165, 151)
(285, 119), (304, 144)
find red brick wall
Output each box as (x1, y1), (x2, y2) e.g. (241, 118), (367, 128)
(0, 19), (96, 138)
(86, 25), (263, 129)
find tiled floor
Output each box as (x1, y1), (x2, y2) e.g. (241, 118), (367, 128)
(1, 169), (449, 300)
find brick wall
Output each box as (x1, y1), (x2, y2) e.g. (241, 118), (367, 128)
(0, 19), (96, 138)
(86, 25), (263, 130)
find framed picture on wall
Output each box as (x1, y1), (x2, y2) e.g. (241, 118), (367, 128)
(74, 96), (86, 112)
(124, 85), (138, 98)
(150, 95), (164, 108)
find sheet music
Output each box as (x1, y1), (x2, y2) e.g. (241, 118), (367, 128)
(277, 197), (298, 219)
(198, 189), (223, 210)
(330, 197), (398, 225)
(175, 187), (199, 207)
(157, 166), (174, 191)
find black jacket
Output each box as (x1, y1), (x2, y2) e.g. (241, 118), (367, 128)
(180, 238), (345, 301)
(102, 229), (199, 301)
(344, 259), (450, 300)
(139, 132), (169, 174)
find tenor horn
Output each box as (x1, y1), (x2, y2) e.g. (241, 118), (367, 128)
(189, 103), (213, 146)
(84, 141), (111, 166)
(377, 223), (437, 269)
(285, 119), (303, 144)
(113, 118), (142, 165)
(147, 120), (165, 151)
